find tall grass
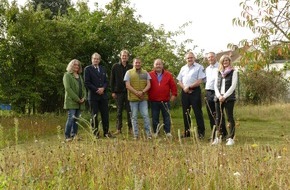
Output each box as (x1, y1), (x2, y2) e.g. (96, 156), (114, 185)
(0, 104), (289, 189)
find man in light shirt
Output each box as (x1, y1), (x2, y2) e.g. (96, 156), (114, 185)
(177, 52), (206, 139)
(205, 52), (219, 132)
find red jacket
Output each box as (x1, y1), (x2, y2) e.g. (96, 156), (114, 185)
(148, 70), (177, 102)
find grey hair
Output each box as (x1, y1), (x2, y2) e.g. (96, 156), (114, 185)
(154, 58), (163, 66)
(206, 52), (216, 58)
(92, 52), (101, 59)
(184, 51), (195, 60)
(66, 59), (82, 74)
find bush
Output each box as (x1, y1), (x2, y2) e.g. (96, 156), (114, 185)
(239, 70), (289, 104)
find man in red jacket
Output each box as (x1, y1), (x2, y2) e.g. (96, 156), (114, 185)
(148, 59), (177, 138)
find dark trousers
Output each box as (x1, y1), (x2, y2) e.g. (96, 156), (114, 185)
(181, 87), (205, 137)
(215, 100), (235, 138)
(151, 101), (171, 134)
(205, 90), (216, 129)
(115, 92), (132, 131)
(89, 99), (109, 135)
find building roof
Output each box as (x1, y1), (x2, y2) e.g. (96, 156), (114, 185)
(215, 46), (253, 64)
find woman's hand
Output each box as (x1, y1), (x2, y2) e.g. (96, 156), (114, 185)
(79, 98), (85, 104)
(219, 96), (225, 102)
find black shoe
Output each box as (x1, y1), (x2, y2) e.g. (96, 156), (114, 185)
(198, 134), (204, 140)
(181, 132), (190, 138)
(94, 132), (100, 139)
(104, 132), (115, 138)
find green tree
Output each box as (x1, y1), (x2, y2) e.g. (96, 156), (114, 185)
(230, 0), (290, 103)
(0, 1), (81, 113)
(0, 0), (196, 113)
(31, 0), (72, 17)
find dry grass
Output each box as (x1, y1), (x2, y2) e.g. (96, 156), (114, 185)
(0, 104), (289, 189)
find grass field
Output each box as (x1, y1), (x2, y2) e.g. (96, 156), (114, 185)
(0, 103), (289, 189)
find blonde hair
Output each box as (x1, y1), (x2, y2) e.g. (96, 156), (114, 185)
(133, 57), (141, 63)
(66, 59), (82, 74)
(218, 55), (232, 71)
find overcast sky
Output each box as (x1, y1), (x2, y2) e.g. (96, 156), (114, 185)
(13, 0), (256, 54)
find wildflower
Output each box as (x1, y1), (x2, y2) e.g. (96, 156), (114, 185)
(233, 172), (241, 176)
(251, 144), (258, 148)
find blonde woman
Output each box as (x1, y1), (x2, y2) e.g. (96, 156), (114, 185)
(63, 59), (86, 141)
(212, 55), (238, 146)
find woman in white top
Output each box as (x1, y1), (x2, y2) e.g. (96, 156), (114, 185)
(212, 55), (238, 146)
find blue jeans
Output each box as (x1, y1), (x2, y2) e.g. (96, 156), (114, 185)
(65, 109), (81, 139)
(151, 101), (171, 134)
(129, 100), (151, 137)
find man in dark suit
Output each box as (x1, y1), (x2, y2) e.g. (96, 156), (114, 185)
(84, 52), (113, 138)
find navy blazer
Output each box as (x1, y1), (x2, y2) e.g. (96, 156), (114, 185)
(84, 65), (108, 101)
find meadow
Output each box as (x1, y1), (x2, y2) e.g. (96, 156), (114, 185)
(0, 103), (289, 189)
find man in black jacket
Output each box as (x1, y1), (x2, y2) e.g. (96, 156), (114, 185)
(110, 49), (133, 135)
(84, 52), (113, 138)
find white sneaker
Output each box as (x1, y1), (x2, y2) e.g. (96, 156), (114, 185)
(65, 138), (73, 142)
(226, 138), (234, 146)
(166, 133), (173, 139)
(211, 137), (221, 145)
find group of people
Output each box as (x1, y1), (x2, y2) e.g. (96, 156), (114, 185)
(62, 50), (237, 145)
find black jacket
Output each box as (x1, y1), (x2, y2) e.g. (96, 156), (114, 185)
(84, 65), (108, 101)
(216, 70), (236, 102)
(110, 62), (133, 93)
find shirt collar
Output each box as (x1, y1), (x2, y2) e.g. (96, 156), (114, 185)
(210, 62), (218, 68)
(154, 69), (164, 75)
(187, 62), (195, 68)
